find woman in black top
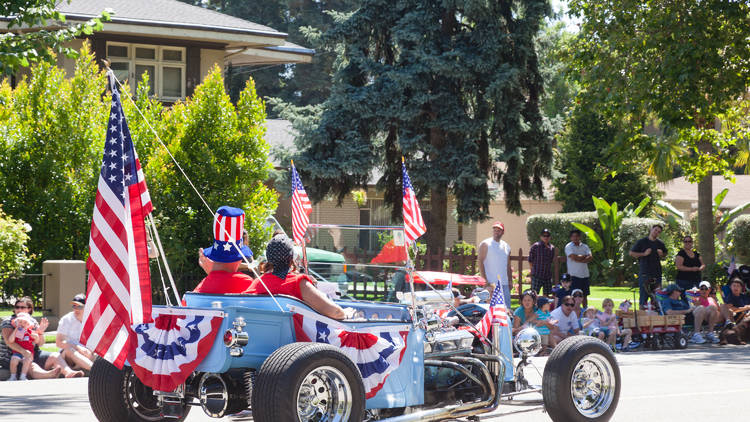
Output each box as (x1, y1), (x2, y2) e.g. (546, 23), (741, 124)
(674, 235), (705, 292)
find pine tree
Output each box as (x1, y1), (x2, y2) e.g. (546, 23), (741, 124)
(288, 0), (553, 253)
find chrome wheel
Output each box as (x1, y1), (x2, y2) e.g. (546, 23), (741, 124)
(296, 365), (353, 422)
(124, 368), (162, 421)
(570, 353), (616, 418)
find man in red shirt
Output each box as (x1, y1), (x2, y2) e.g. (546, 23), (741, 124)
(193, 206), (254, 294)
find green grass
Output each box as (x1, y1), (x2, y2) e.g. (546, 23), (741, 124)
(0, 307), (13, 318)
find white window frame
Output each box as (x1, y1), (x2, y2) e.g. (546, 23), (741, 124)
(105, 42), (186, 101)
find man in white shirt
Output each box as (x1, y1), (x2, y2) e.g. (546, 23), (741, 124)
(550, 295), (581, 343)
(565, 229), (593, 307)
(56, 294), (94, 371)
(478, 221), (513, 306)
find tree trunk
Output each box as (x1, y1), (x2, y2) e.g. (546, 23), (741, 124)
(427, 185), (448, 255)
(697, 174), (715, 265)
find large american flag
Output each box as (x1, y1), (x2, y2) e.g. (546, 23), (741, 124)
(402, 161), (426, 243)
(80, 73), (154, 368)
(291, 162), (312, 244)
(477, 281), (509, 337)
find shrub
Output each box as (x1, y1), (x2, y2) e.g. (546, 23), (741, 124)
(526, 212), (598, 255)
(727, 215), (750, 263)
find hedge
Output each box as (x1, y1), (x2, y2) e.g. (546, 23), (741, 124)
(527, 212), (689, 284)
(728, 215), (750, 263)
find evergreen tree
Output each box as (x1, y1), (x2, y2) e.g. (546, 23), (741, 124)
(553, 106), (659, 212)
(286, 0), (553, 253)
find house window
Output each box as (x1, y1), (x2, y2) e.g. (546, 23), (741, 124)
(106, 42), (186, 101)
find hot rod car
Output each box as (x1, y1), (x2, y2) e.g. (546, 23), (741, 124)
(88, 224), (620, 421)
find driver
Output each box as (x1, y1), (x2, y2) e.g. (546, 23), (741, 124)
(193, 206), (255, 294)
(243, 234), (351, 320)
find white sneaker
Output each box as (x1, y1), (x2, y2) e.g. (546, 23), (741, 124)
(690, 332), (707, 344)
(705, 332), (720, 344)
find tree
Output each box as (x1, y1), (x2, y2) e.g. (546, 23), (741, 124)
(285, 0), (553, 253)
(1, 0), (110, 75)
(554, 106), (660, 212)
(536, 20), (579, 134)
(568, 0), (750, 264)
(0, 206), (32, 278)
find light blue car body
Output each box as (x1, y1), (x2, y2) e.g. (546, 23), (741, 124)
(181, 292), (426, 410)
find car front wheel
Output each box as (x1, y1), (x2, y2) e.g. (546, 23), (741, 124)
(542, 336), (620, 422)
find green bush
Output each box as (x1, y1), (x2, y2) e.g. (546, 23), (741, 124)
(526, 212), (598, 255)
(527, 213), (688, 285)
(727, 215), (750, 263)
(0, 206), (33, 301)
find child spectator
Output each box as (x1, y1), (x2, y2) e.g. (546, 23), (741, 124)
(553, 273), (573, 309)
(581, 307), (603, 338)
(550, 295), (581, 343)
(535, 297), (557, 353)
(8, 312), (36, 381)
(599, 298), (632, 351)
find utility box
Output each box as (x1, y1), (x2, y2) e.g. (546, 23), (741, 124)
(43, 260), (86, 321)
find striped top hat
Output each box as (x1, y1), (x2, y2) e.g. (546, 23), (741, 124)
(203, 206), (253, 263)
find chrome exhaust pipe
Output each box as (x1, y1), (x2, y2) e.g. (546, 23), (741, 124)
(379, 353), (505, 422)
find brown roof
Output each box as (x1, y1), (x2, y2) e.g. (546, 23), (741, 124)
(56, 0), (286, 38)
(660, 176), (750, 208)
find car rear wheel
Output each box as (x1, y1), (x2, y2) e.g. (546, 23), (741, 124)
(542, 336), (620, 422)
(252, 342), (365, 422)
(88, 358), (190, 422)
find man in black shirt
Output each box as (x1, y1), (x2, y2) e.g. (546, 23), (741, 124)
(629, 225), (667, 307)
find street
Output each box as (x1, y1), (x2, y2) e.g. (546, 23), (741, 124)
(1, 344), (748, 422)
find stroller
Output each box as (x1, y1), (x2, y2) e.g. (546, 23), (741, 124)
(636, 279), (690, 350)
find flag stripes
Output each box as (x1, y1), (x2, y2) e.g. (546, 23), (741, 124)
(291, 162), (312, 244)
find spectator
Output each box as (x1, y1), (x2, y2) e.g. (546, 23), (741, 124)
(0, 297), (74, 379)
(659, 284), (703, 344)
(629, 224), (667, 307)
(8, 312), (36, 380)
(451, 288), (479, 308)
(720, 278), (750, 324)
(56, 294), (93, 372)
(193, 206), (255, 294)
(528, 228), (555, 296)
(565, 229), (593, 307)
(550, 295), (581, 343)
(571, 289), (585, 318)
(581, 307), (604, 339)
(553, 273), (573, 309)
(535, 297), (556, 353)
(674, 235), (705, 293)
(599, 298), (630, 351)
(691, 281), (721, 344)
(478, 221), (513, 307)
(512, 290), (538, 335)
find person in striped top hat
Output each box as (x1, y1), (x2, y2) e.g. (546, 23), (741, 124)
(193, 206), (255, 294)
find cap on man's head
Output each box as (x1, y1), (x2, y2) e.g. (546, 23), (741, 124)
(699, 280), (711, 290)
(665, 283), (682, 295)
(540, 228), (551, 236)
(560, 273), (572, 283)
(492, 221), (505, 230)
(537, 297), (551, 308)
(71, 294), (86, 306)
(203, 206), (252, 263)
(571, 288), (584, 297)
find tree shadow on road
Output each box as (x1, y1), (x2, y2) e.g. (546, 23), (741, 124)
(0, 394), (90, 417)
(617, 343), (750, 367)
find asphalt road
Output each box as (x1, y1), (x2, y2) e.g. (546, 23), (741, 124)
(1, 343), (748, 422)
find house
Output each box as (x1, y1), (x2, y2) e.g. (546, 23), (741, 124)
(265, 119), (563, 254)
(2, 0), (313, 102)
(659, 175), (750, 217)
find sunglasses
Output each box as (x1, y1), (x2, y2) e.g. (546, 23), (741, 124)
(14, 305), (29, 309)
(541, 234), (551, 237)
(563, 303), (575, 307)
(573, 294), (583, 298)
(72, 304), (84, 309)
(683, 240), (693, 243)
(699, 287), (709, 291)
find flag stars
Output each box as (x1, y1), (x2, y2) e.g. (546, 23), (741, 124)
(108, 150), (117, 157)
(122, 153), (129, 161)
(124, 174), (133, 181)
(109, 162), (117, 170)
(108, 137), (117, 145)
(109, 126), (118, 133)
(108, 175), (117, 183)
(223, 243), (232, 251)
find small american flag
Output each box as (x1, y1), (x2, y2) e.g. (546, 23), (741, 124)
(80, 72), (154, 368)
(402, 160), (426, 243)
(478, 281), (509, 337)
(291, 162), (312, 244)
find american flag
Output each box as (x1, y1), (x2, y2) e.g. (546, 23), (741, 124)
(80, 72), (154, 368)
(477, 281), (509, 337)
(291, 162), (312, 244)
(402, 161), (426, 243)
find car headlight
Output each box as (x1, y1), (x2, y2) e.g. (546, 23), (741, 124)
(513, 327), (542, 356)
